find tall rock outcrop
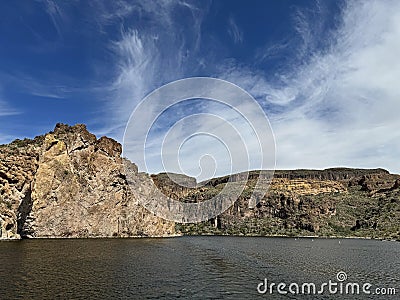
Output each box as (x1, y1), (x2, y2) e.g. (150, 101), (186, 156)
(172, 168), (399, 240)
(0, 124), (175, 239)
(1, 123), (399, 240)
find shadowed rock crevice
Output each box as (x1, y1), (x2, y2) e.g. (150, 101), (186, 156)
(0, 123), (175, 239)
(17, 186), (33, 238)
(1, 123), (399, 240)
(174, 171), (400, 240)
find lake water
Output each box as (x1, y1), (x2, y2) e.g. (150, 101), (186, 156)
(0, 237), (399, 299)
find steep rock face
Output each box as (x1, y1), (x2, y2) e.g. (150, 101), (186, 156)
(174, 169), (400, 240)
(0, 124), (175, 239)
(0, 137), (41, 239)
(179, 177), (345, 234)
(1, 123), (399, 240)
(358, 173), (400, 194)
(204, 168), (389, 187)
(151, 173), (197, 200)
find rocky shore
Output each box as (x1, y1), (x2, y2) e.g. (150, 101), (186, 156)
(1, 124), (399, 240)
(175, 170), (400, 240)
(0, 124), (174, 239)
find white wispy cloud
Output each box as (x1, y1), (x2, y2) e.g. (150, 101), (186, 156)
(0, 86), (19, 144)
(0, 102), (18, 117)
(228, 15), (243, 44)
(123, 95), (274, 184)
(106, 0), (400, 176)
(0, 85), (19, 117)
(42, 0), (65, 39)
(219, 0), (400, 173)
(1, 72), (71, 99)
(104, 0), (209, 140)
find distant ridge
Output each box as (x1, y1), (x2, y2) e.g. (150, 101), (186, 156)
(1, 123), (399, 241)
(201, 168), (390, 187)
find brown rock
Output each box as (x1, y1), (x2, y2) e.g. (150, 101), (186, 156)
(0, 124), (175, 239)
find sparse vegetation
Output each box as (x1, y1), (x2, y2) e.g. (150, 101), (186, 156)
(174, 173), (400, 240)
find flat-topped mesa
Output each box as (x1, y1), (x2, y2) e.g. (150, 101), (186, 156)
(1, 123), (399, 240)
(203, 168), (390, 187)
(274, 168), (390, 181)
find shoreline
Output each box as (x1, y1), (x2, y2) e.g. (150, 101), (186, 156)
(2, 233), (398, 242)
(176, 233), (400, 242)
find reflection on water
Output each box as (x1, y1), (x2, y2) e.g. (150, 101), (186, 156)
(0, 237), (399, 299)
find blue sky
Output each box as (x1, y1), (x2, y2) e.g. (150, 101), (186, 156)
(1, 0), (400, 176)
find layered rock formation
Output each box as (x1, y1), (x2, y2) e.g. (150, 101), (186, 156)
(1, 123), (399, 240)
(175, 169), (400, 240)
(0, 124), (174, 239)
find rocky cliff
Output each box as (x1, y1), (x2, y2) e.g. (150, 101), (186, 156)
(1, 124), (399, 240)
(176, 169), (400, 240)
(0, 124), (175, 239)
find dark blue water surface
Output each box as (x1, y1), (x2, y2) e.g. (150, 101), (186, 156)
(0, 237), (399, 299)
